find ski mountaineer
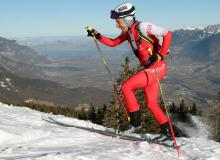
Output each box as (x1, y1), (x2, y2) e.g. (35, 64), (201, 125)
(86, 3), (173, 139)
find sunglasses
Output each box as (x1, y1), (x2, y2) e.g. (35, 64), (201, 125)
(111, 10), (120, 19)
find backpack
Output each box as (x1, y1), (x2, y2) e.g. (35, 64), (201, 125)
(135, 22), (169, 56)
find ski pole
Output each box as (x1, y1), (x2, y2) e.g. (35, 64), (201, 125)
(85, 26), (130, 122)
(147, 48), (180, 157)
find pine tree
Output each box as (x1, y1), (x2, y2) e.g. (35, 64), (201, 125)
(190, 103), (197, 115)
(96, 106), (105, 125)
(179, 99), (186, 113)
(88, 105), (97, 123)
(169, 102), (177, 113)
(103, 98), (124, 131)
(103, 57), (132, 131)
(178, 99), (190, 122)
(78, 107), (88, 120)
(217, 90), (220, 102)
(208, 90), (220, 140)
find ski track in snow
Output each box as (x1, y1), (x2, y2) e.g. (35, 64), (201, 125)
(0, 102), (220, 160)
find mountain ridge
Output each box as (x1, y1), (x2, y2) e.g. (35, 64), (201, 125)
(0, 64), (111, 107)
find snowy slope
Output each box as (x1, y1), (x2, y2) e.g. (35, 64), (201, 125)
(0, 102), (220, 160)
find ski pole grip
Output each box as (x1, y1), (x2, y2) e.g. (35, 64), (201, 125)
(85, 26), (93, 31)
(85, 26), (97, 39)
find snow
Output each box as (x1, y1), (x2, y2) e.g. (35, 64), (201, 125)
(183, 27), (197, 31)
(0, 78), (14, 90)
(5, 78), (13, 87)
(0, 81), (7, 88)
(0, 102), (220, 160)
(175, 115), (211, 139)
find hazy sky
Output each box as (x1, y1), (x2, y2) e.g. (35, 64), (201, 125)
(0, 0), (219, 38)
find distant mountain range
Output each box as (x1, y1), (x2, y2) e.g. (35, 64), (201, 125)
(0, 37), (50, 79)
(171, 24), (220, 61)
(166, 24), (220, 105)
(1, 23), (219, 107)
(14, 24), (220, 60)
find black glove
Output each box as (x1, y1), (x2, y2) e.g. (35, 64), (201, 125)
(149, 54), (160, 63)
(86, 28), (101, 39)
(144, 54), (163, 67)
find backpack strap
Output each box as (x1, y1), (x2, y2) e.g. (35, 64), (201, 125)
(135, 22), (154, 45)
(135, 22), (162, 54)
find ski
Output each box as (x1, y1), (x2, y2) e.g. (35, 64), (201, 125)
(44, 116), (179, 149)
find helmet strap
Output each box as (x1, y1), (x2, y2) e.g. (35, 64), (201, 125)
(123, 16), (135, 30)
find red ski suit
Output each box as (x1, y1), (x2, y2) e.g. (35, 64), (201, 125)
(99, 20), (172, 125)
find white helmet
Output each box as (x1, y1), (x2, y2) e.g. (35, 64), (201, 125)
(111, 3), (135, 19)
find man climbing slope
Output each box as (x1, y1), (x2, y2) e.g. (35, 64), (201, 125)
(87, 3), (173, 140)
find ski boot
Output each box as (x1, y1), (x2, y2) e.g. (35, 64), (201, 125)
(123, 110), (142, 134)
(153, 122), (173, 142)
